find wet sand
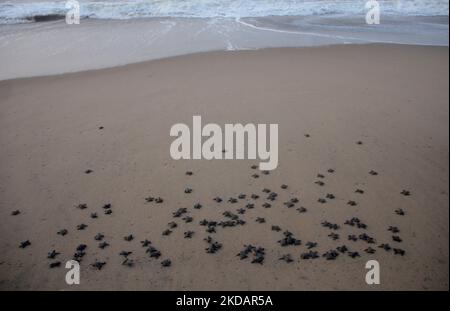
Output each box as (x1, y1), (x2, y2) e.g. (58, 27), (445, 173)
(0, 44), (448, 290)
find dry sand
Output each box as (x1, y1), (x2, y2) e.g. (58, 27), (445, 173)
(0, 44), (448, 290)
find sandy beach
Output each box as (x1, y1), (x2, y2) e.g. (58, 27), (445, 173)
(0, 44), (448, 290)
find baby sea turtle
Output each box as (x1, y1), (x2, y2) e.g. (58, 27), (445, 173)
(102, 203), (111, 209)
(318, 198), (327, 204)
(145, 196), (154, 203)
(315, 181), (325, 186)
(356, 141), (363, 145)
(172, 208), (187, 217)
(379, 243), (392, 251)
(328, 169), (335, 173)
(76, 203), (88, 210)
(255, 217), (266, 224)
(237, 208), (246, 214)
(91, 260), (106, 270)
(77, 244), (87, 252)
(238, 194), (246, 199)
(47, 250), (60, 259)
(147, 247), (161, 258)
(290, 197), (299, 203)
(155, 197), (164, 204)
(141, 239), (151, 247)
(90, 212), (98, 219)
(104, 209), (112, 215)
(184, 231), (194, 239)
(328, 233), (340, 240)
(213, 197), (223, 203)
(161, 259), (172, 267)
(49, 261), (61, 268)
(184, 188), (193, 194)
(162, 229), (172, 236)
(193, 203), (202, 209)
(267, 192), (278, 201)
(355, 189), (364, 194)
(122, 258), (134, 267)
(168, 221), (178, 229)
(395, 208), (405, 216)
(365, 247), (376, 254)
(77, 224), (87, 230)
(124, 234), (134, 242)
(262, 188), (271, 193)
(281, 184), (288, 189)
(251, 194), (260, 200)
(73, 251), (85, 262)
(119, 251), (132, 258)
(326, 193), (335, 200)
(369, 170), (378, 176)
(85, 169), (93, 174)
(388, 226), (400, 233)
(306, 242), (317, 249)
(94, 233), (104, 241)
(57, 229), (68, 236)
(278, 231), (301, 246)
(321, 221), (340, 230)
(99, 126), (104, 130)
(251, 248), (266, 265)
(317, 174), (325, 179)
(228, 197), (238, 203)
(182, 216), (193, 223)
(251, 174), (260, 179)
(348, 251), (360, 258)
(98, 241), (109, 249)
(251, 165), (258, 169)
(400, 190), (411, 196)
(11, 210), (20, 216)
(296, 207), (307, 213)
(348, 235), (358, 242)
(323, 250), (339, 260)
(347, 200), (357, 206)
(246, 203), (255, 209)
(283, 201), (295, 208)
(392, 235), (402, 243)
(336, 245), (348, 253)
(185, 171), (193, 176)
(204, 236), (222, 254)
(359, 233), (375, 244)
(304, 134), (311, 138)
(271, 225), (282, 232)
(262, 202), (272, 208)
(301, 251), (319, 260)
(279, 254), (294, 263)
(393, 248), (406, 256)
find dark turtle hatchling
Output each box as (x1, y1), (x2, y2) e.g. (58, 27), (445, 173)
(185, 171), (193, 176)
(262, 188), (271, 193)
(184, 188), (193, 194)
(162, 229), (172, 236)
(91, 260), (106, 270)
(99, 241), (109, 249)
(347, 200), (357, 206)
(237, 208), (246, 214)
(251, 194), (260, 200)
(393, 248), (405, 256)
(161, 259), (171, 267)
(122, 258), (134, 267)
(47, 250), (60, 259)
(76, 203), (88, 210)
(323, 250), (339, 260)
(356, 141), (363, 145)
(172, 208), (187, 217)
(281, 184), (288, 189)
(145, 196), (154, 203)
(119, 251), (132, 257)
(193, 203), (202, 209)
(348, 252), (360, 258)
(77, 224), (87, 230)
(255, 217), (266, 224)
(94, 233), (104, 241)
(348, 235), (358, 242)
(306, 242), (317, 249)
(327, 169), (335, 173)
(328, 233), (339, 240)
(392, 235), (402, 243)
(141, 239), (151, 247)
(336, 245), (348, 253)
(262, 202), (271, 208)
(315, 181), (325, 186)
(213, 197), (223, 203)
(304, 134), (310, 138)
(124, 234), (134, 242)
(283, 201), (295, 208)
(251, 174), (260, 179)
(76, 244), (87, 252)
(184, 231), (194, 239)
(400, 190), (411, 196)
(251, 165), (258, 169)
(301, 251), (319, 260)
(297, 207), (307, 213)
(85, 169), (93, 174)
(49, 261), (61, 268)
(168, 221), (178, 229)
(246, 203), (255, 209)
(262, 170), (270, 175)
(155, 197), (164, 204)
(395, 209), (405, 216)
(317, 174), (325, 179)
(379, 243), (392, 251)
(355, 189), (364, 194)
(238, 194), (246, 199)
(147, 247), (161, 259)
(364, 247), (376, 254)
(369, 170), (378, 176)
(228, 197), (238, 203)
(90, 212), (98, 219)
(104, 209), (112, 215)
(11, 210), (20, 216)
(57, 229), (68, 236)
(318, 198), (327, 204)
(359, 233), (375, 244)
(271, 225), (281, 232)
(102, 203), (111, 209)
(326, 193), (335, 200)
(279, 254), (294, 263)
(388, 226), (400, 233)
(182, 216), (193, 223)
(290, 197), (299, 203)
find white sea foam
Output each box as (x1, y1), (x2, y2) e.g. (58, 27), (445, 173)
(0, 0), (448, 24)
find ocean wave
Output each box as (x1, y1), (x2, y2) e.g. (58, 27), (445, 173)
(0, 0), (448, 24)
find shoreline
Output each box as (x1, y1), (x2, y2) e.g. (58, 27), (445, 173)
(0, 44), (448, 290)
(0, 15), (448, 81)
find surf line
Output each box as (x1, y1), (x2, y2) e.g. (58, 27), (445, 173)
(170, 115), (278, 170)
